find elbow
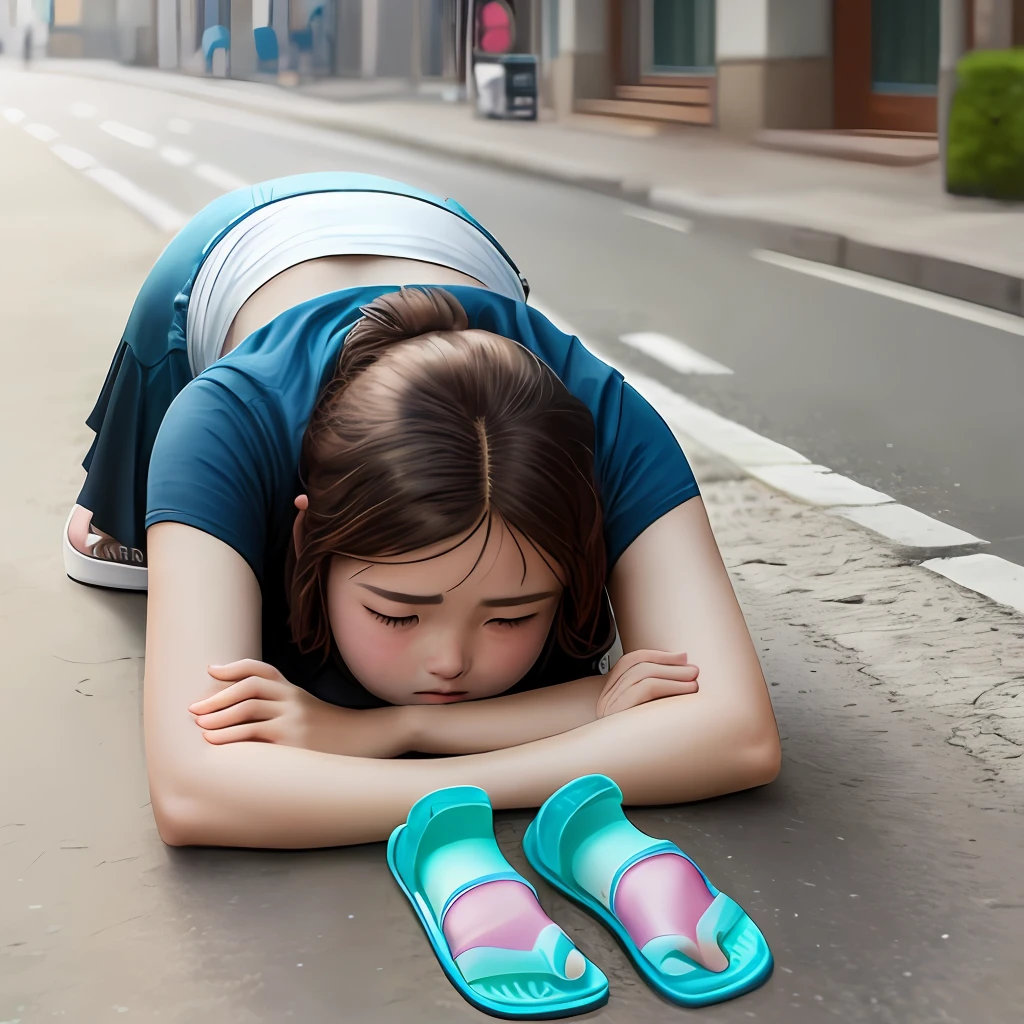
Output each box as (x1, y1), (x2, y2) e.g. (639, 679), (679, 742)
(728, 710), (782, 791)
(149, 767), (216, 848)
(744, 726), (782, 789)
(691, 703), (781, 797)
(151, 786), (205, 847)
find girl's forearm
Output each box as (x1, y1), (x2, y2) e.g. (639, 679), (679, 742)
(312, 703), (411, 758)
(158, 689), (778, 850)
(406, 674), (605, 755)
(298, 676), (603, 758)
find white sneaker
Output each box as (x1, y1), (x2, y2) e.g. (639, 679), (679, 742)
(63, 507), (148, 591)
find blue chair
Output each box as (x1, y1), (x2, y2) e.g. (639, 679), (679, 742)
(254, 26), (279, 72)
(202, 24), (230, 73)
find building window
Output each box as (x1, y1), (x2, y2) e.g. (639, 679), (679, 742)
(643, 0), (715, 75)
(871, 0), (940, 95)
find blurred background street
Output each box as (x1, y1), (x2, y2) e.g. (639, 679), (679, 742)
(3, 1), (1024, 1022)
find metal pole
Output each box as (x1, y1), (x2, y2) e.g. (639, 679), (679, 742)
(939, 0), (966, 191)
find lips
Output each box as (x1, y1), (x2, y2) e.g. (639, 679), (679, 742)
(415, 690), (469, 704)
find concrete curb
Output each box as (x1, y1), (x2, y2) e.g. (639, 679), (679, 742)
(645, 197), (1024, 317)
(42, 61), (1024, 320)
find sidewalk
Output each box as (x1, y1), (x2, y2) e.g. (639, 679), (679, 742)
(38, 57), (1024, 317)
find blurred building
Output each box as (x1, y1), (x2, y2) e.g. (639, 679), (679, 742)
(561, 0), (1024, 135)
(40, 1), (472, 81)
(32, 1), (1024, 137)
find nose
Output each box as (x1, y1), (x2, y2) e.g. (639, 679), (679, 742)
(423, 632), (469, 684)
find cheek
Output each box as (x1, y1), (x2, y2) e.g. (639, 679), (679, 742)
(478, 617), (555, 678)
(329, 602), (410, 681)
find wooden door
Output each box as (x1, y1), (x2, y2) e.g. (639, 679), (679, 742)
(834, 0), (941, 133)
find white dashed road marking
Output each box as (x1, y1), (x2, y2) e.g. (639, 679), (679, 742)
(51, 144), (98, 170)
(3, 107), (26, 124)
(16, 107), (188, 233)
(99, 119), (157, 149)
(159, 145), (194, 167)
(24, 122), (59, 142)
(620, 331), (733, 375)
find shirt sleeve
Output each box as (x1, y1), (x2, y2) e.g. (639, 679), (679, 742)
(600, 381), (700, 569)
(146, 377), (274, 580)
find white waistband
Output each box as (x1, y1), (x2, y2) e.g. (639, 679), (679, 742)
(186, 191), (525, 375)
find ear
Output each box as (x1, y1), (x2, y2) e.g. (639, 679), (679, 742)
(292, 493), (309, 559)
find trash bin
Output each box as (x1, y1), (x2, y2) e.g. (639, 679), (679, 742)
(473, 54), (538, 121)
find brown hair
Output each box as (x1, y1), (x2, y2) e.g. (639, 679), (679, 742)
(289, 287), (609, 666)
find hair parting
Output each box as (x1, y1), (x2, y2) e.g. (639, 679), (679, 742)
(288, 286), (611, 665)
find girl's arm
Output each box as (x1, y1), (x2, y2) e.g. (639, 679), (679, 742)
(146, 503), (779, 850)
(394, 494), (778, 759)
(194, 654), (694, 756)
(606, 496), (781, 764)
(189, 659), (610, 757)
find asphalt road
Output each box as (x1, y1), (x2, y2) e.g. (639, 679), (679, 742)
(5, 67), (1024, 567)
(2, 66), (1023, 1024)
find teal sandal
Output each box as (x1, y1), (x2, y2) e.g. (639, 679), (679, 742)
(523, 775), (773, 1008)
(388, 785), (609, 1020)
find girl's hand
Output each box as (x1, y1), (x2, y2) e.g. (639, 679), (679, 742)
(190, 660), (407, 757)
(595, 650), (699, 719)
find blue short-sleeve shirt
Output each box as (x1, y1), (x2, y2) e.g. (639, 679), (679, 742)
(146, 285), (699, 704)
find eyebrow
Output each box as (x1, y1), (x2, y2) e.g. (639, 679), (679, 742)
(357, 584), (560, 607)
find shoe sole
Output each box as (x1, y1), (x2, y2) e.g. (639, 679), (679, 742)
(63, 508), (148, 592)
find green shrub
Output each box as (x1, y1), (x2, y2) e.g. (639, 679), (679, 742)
(946, 48), (1024, 201)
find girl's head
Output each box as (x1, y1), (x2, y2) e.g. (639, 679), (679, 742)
(289, 287), (609, 705)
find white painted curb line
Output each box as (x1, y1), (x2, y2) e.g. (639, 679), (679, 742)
(920, 555), (1024, 616)
(532, 299), (1024, 619)
(830, 504), (984, 551)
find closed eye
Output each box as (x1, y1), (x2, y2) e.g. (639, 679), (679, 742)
(367, 608), (418, 628)
(488, 614), (537, 628)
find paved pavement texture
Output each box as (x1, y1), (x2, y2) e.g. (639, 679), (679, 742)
(2, 67), (1024, 1024)
(30, 56), (1024, 317)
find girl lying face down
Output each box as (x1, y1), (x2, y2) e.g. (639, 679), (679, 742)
(288, 287), (611, 706)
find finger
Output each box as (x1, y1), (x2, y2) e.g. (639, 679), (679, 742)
(194, 699), (277, 731)
(598, 659), (700, 716)
(189, 676), (279, 713)
(206, 659), (283, 683)
(598, 662), (699, 717)
(601, 676), (699, 718)
(200, 722), (272, 745)
(604, 649), (689, 688)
